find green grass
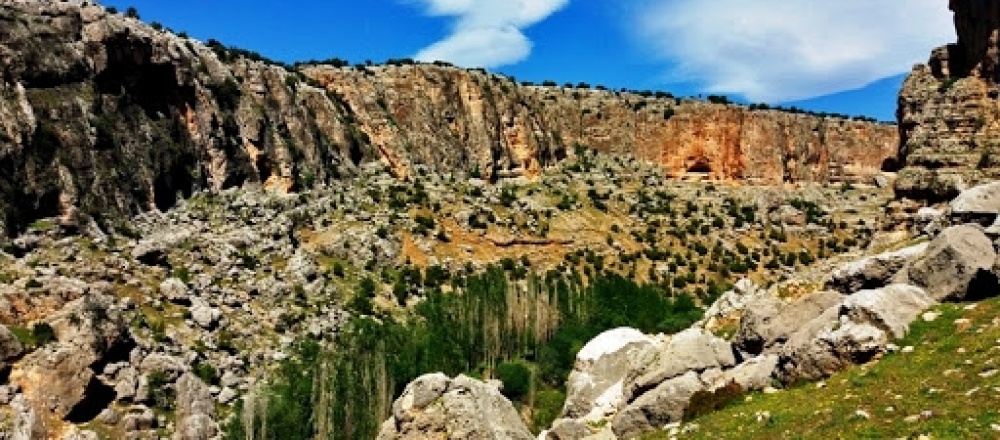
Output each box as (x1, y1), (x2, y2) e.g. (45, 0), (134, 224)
(642, 297), (1000, 440)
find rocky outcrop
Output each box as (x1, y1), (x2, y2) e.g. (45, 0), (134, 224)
(896, 0), (1000, 201)
(9, 294), (132, 425)
(172, 373), (219, 440)
(377, 373), (533, 440)
(0, 323), (22, 371)
(0, 1), (896, 239)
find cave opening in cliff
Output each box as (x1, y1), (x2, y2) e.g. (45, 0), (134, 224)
(687, 159), (712, 174)
(881, 157), (901, 172)
(153, 157), (197, 212)
(95, 35), (196, 119)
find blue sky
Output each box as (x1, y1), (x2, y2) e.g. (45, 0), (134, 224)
(101, 0), (954, 122)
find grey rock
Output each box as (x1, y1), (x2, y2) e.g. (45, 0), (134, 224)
(544, 418), (591, 440)
(378, 373), (533, 440)
(626, 328), (733, 401)
(840, 284), (936, 339)
(115, 366), (140, 402)
(61, 429), (100, 440)
(734, 290), (843, 356)
(563, 328), (657, 422)
(777, 284), (932, 382)
(140, 354), (186, 378)
(217, 387), (237, 405)
(898, 225), (998, 301)
(612, 371), (704, 439)
(159, 278), (191, 305)
(950, 182), (1000, 224)
(190, 299), (221, 330)
(713, 354), (779, 391)
(826, 243), (929, 294)
(96, 407), (120, 425)
(173, 373), (219, 440)
(11, 394), (43, 440)
(123, 408), (156, 432)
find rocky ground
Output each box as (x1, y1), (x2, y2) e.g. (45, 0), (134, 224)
(0, 146), (892, 439)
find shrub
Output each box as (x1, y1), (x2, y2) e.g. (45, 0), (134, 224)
(31, 322), (55, 346)
(147, 371), (174, 410)
(496, 361), (532, 401)
(683, 380), (743, 421)
(194, 361), (220, 386)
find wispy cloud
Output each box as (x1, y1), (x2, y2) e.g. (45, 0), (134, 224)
(410, 0), (569, 68)
(635, 0), (955, 102)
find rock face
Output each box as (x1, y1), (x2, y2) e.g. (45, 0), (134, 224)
(896, 0), (1000, 201)
(0, 1), (896, 239)
(10, 295), (132, 424)
(377, 373), (534, 440)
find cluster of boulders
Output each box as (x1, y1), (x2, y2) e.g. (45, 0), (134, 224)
(379, 181), (1000, 440)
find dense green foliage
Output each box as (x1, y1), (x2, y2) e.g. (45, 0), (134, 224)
(227, 267), (703, 439)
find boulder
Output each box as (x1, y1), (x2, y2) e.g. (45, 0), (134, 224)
(14, 346), (98, 420)
(543, 418), (591, 440)
(733, 290), (843, 356)
(700, 278), (768, 328)
(173, 373), (219, 440)
(950, 182), (1000, 224)
(612, 371), (704, 439)
(562, 328), (658, 422)
(826, 243), (929, 294)
(840, 284), (936, 339)
(898, 225), (998, 301)
(625, 328), (734, 401)
(159, 278), (191, 305)
(778, 284), (935, 382)
(712, 354), (779, 391)
(190, 298), (220, 329)
(378, 373), (533, 440)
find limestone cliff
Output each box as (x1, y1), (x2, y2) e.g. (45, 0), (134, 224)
(0, 1), (897, 239)
(896, 0), (1000, 201)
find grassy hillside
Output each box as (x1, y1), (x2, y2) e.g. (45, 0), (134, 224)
(645, 297), (1000, 439)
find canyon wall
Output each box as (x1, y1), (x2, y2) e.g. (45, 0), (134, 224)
(0, 1), (897, 238)
(896, 0), (1000, 201)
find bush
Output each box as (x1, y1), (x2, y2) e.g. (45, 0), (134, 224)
(31, 322), (55, 346)
(496, 361), (532, 401)
(194, 361), (220, 386)
(683, 380), (743, 421)
(147, 371), (174, 410)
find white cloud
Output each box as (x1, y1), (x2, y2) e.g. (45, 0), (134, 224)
(411, 0), (569, 68)
(636, 0), (955, 102)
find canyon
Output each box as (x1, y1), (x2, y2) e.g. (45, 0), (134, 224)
(0, 1), (896, 241)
